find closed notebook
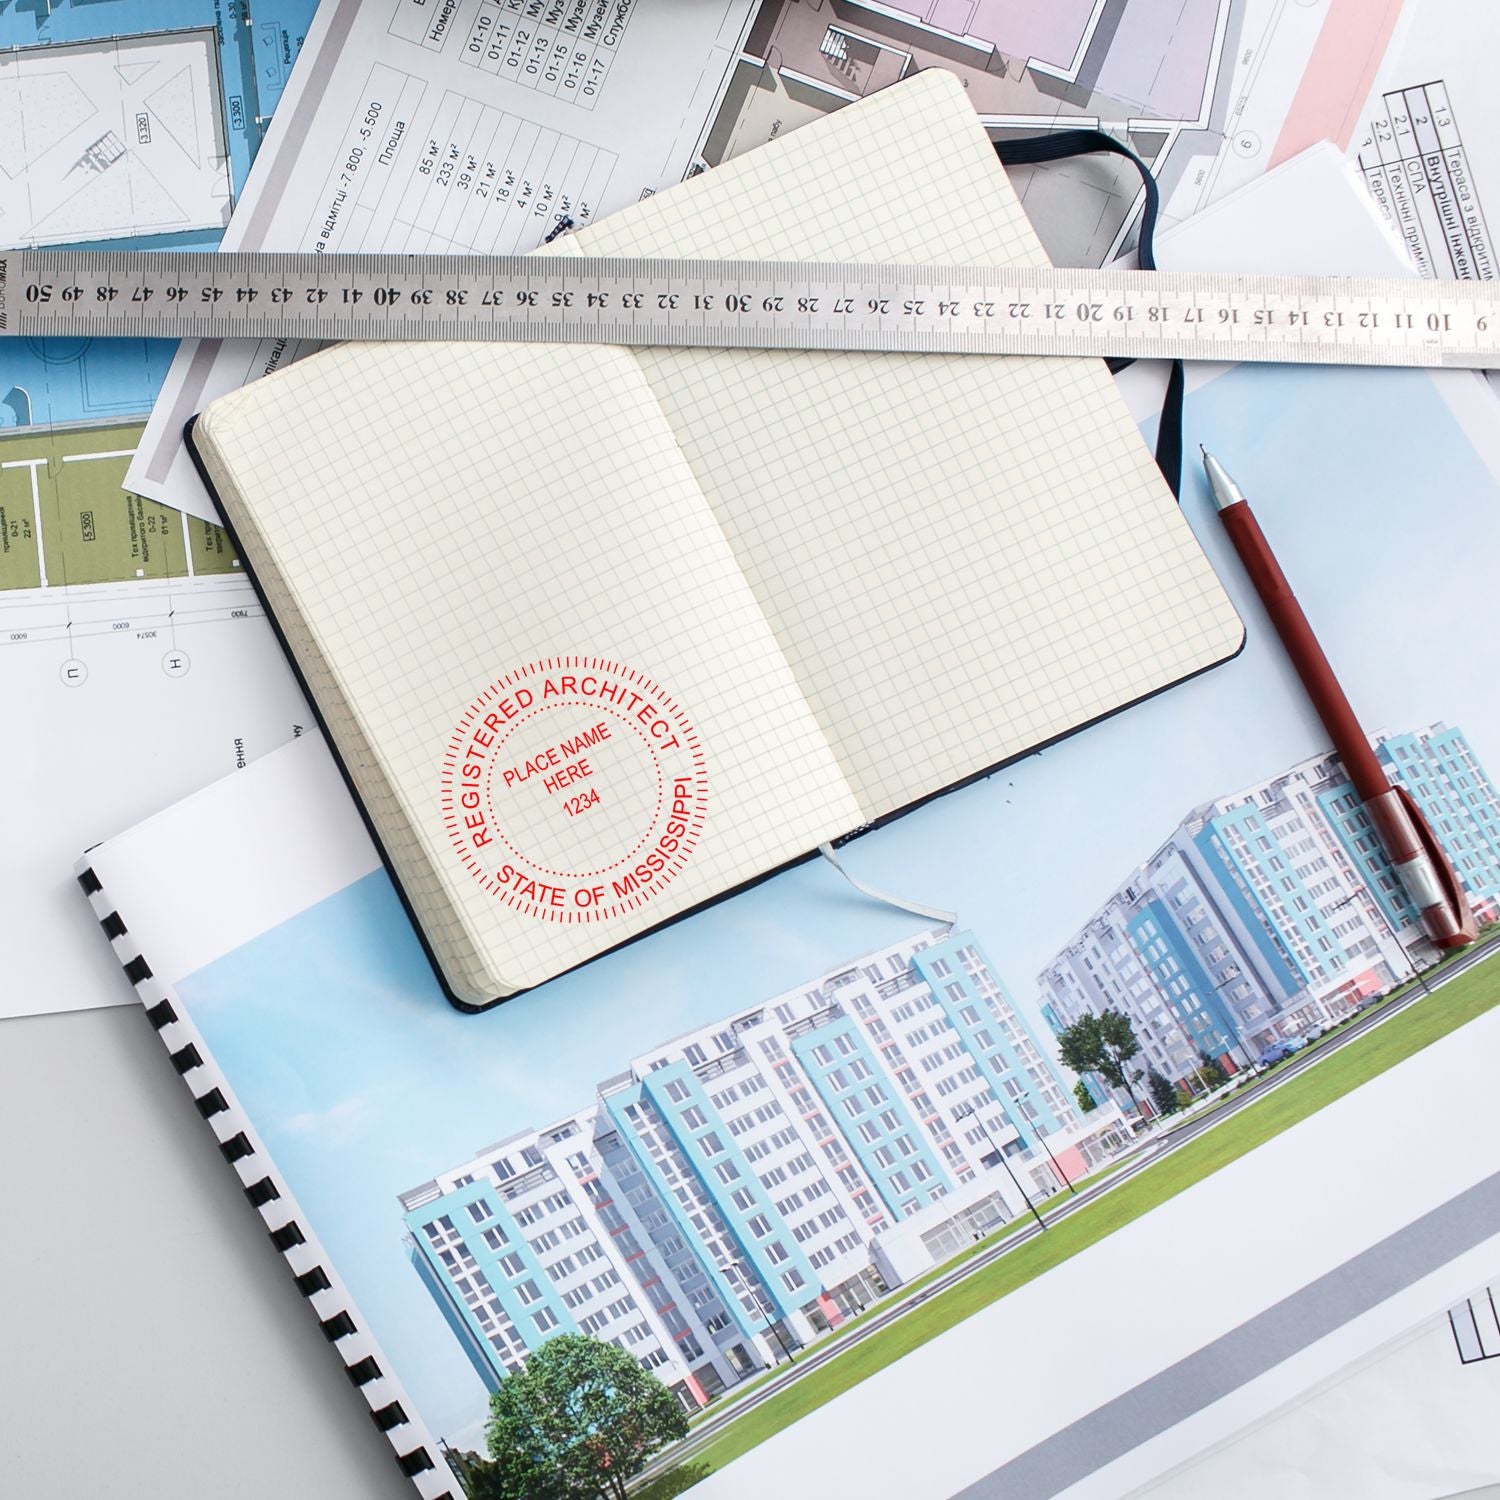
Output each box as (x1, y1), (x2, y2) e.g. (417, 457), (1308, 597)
(187, 71), (1242, 1007)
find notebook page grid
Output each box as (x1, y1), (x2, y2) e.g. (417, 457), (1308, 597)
(572, 71), (1242, 819)
(191, 430), (495, 992)
(197, 338), (861, 998)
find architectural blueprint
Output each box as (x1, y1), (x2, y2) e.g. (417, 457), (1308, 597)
(0, 0), (312, 253)
(0, 0), (318, 1020)
(700, 0), (1408, 268)
(1353, 0), (1499, 284)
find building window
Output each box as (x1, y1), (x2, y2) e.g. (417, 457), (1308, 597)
(516, 1280), (543, 1306)
(765, 1241), (789, 1265)
(713, 1160), (741, 1184)
(781, 1268), (806, 1292)
(482, 1227), (509, 1253)
(532, 1308), (560, 1333)
(467, 1199), (493, 1223)
(664, 1079), (691, 1103)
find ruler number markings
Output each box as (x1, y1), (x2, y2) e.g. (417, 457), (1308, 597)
(1, 251), (1499, 368)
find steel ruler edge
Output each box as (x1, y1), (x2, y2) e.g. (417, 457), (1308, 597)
(3, 250), (1499, 368)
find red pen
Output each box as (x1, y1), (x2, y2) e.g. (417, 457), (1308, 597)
(1202, 447), (1475, 949)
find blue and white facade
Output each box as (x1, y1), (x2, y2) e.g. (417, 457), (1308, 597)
(400, 928), (1077, 1409)
(1329, 725), (1500, 933)
(1039, 722), (1500, 1101)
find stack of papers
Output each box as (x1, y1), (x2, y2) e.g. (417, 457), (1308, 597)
(6, 3), (1500, 1498)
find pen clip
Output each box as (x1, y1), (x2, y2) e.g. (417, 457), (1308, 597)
(1396, 784), (1478, 946)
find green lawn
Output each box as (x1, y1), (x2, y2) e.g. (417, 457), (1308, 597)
(682, 1154), (1135, 1431)
(640, 951), (1500, 1496)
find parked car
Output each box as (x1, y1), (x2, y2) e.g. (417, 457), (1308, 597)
(1301, 1022), (1327, 1042)
(1256, 1041), (1296, 1068)
(1282, 1034), (1310, 1052)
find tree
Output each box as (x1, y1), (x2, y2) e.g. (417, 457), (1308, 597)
(1146, 1067), (1179, 1118)
(1055, 1009), (1144, 1110)
(1197, 1051), (1229, 1088)
(476, 1334), (689, 1500)
(1072, 1078), (1097, 1114)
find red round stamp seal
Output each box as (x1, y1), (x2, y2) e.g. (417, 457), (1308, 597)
(440, 657), (707, 922)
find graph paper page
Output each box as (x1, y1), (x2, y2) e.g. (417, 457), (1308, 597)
(192, 340), (860, 1000)
(570, 71), (1244, 819)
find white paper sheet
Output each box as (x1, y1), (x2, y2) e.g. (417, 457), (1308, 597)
(1133, 1282), (1500, 1500)
(1112, 140), (1500, 1500)
(126, 0), (755, 521)
(0, 592), (310, 1018)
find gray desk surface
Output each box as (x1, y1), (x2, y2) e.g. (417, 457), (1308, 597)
(1, 1003), (410, 1499)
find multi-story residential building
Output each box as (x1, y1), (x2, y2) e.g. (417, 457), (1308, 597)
(1039, 723), (1500, 1104)
(399, 927), (1078, 1411)
(1332, 725), (1500, 933)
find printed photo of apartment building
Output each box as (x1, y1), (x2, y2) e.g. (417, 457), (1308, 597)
(397, 927), (1116, 1414)
(1039, 723), (1500, 1101)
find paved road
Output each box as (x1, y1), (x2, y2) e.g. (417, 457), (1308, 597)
(632, 943), (1499, 1488)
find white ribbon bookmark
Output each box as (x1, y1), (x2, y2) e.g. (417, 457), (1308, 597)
(818, 843), (957, 927)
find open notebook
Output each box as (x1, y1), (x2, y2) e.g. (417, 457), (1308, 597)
(188, 71), (1242, 1007)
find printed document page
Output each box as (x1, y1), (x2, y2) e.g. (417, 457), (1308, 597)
(0, 0), (318, 1021)
(128, 0), (756, 522)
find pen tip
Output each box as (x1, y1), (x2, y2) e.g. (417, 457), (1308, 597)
(1199, 443), (1208, 458)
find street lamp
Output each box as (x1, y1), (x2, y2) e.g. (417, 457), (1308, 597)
(723, 1258), (796, 1363)
(1018, 1091), (1075, 1195)
(1208, 972), (1262, 1073)
(954, 1101), (1046, 1232)
(1328, 890), (1430, 998)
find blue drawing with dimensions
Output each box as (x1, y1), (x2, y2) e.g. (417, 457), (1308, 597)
(0, 0), (318, 429)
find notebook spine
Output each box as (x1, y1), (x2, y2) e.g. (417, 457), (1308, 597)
(77, 866), (456, 1500)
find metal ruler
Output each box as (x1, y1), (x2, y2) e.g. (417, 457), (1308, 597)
(4, 249), (1500, 368)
